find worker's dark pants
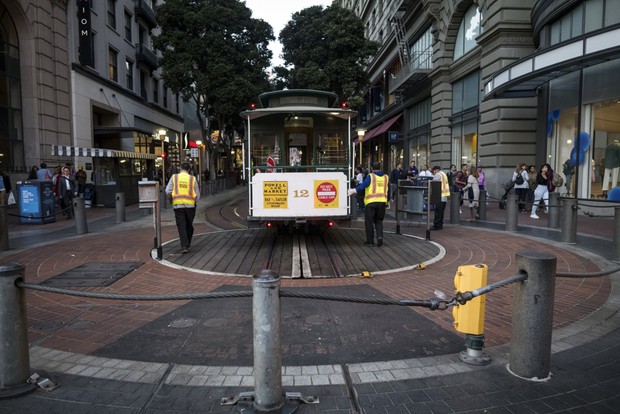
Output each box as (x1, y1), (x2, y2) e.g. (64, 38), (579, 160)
(174, 207), (196, 248)
(365, 202), (386, 243)
(433, 201), (446, 229)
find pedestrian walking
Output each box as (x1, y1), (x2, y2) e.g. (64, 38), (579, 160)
(349, 162), (389, 247)
(389, 162), (404, 202)
(530, 163), (554, 219)
(462, 165), (480, 221)
(75, 166), (87, 196)
(58, 166), (77, 219)
(166, 162), (200, 253)
(36, 162), (52, 180)
(512, 163), (529, 212)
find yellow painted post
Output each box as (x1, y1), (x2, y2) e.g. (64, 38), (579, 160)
(452, 264), (491, 365)
(453, 264), (487, 335)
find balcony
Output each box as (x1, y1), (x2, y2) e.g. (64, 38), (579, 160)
(389, 51), (432, 94)
(135, 43), (158, 71)
(135, 0), (157, 29)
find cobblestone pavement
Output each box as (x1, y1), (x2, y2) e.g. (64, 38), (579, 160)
(0, 186), (618, 413)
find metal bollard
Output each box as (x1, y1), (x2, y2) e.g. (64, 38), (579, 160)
(509, 251), (557, 381)
(478, 191), (486, 220)
(547, 192), (560, 228)
(73, 197), (88, 235)
(505, 194), (519, 232)
(115, 192), (126, 223)
(560, 198), (578, 244)
(615, 207), (620, 261)
(0, 263), (34, 394)
(450, 191), (461, 225)
(0, 190), (8, 252)
(252, 269), (283, 412)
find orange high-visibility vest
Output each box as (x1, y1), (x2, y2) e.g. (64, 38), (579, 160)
(171, 173), (196, 206)
(364, 173), (388, 204)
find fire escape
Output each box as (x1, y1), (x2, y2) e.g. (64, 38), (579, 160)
(391, 9), (409, 104)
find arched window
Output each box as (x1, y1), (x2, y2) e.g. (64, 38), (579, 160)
(0, 4), (24, 172)
(454, 5), (483, 60)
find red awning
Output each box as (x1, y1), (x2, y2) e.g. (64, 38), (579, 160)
(354, 113), (402, 143)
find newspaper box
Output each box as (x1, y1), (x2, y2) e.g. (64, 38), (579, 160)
(138, 181), (159, 208)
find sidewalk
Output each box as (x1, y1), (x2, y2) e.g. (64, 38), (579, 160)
(0, 187), (618, 413)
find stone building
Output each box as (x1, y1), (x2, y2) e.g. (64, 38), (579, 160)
(0, 0), (193, 204)
(337, 0), (620, 199)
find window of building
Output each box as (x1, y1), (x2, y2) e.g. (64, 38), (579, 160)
(152, 79), (158, 103)
(88, 31), (96, 68)
(140, 70), (147, 100)
(407, 98), (431, 168)
(454, 5), (483, 60)
(124, 10), (132, 41)
(108, 48), (118, 81)
(548, 58), (620, 198)
(452, 71), (480, 113)
(550, 0), (620, 46)
(451, 71), (480, 167)
(0, 4), (24, 172)
(125, 59), (133, 90)
(163, 87), (168, 108)
(410, 26), (433, 70)
(175, 93), (180, 113)
(107, 0), (117, 30)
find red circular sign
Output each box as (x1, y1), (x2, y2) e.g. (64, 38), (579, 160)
(316, 182), (337, 204)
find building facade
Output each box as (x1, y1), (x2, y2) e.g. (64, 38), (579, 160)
(337, 0), (620, 199)
(0, 0), (199, 204)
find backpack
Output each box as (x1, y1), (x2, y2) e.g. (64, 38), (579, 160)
(515, 172), (524, 185)
(552, 172), (564, 188)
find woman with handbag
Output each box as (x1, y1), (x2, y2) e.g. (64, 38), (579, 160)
(512, 163), (529, 212)
(462, 165), (480, 221)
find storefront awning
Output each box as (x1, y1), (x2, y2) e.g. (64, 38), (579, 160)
(52, 145), (157, 160)
(483, 27), (620, 100)
(354, 113), (402, 143)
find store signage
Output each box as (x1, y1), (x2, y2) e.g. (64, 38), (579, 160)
(77, 0), (92, 66)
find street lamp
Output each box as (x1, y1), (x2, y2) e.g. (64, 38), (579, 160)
(158, 129), (168, 184)
(196, 140), (203, 194)
(356, 129), (366, 167)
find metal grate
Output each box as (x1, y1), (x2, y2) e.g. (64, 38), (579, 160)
(40, 262), (143, 287)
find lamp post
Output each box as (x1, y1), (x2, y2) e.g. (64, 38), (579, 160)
(196, 139), (203, 194)
(356, 129), (366, 167)
(158, 129), (168, 207)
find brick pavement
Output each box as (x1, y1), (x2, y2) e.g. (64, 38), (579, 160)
(0, 186), (618, 413)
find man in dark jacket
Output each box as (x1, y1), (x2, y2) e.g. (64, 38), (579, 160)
(389, 162), (404, 202)
(58, 166), (77, 219)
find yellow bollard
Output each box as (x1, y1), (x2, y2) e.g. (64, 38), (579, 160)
(452, 264), (491, 365)
(452, 264), (487, 335)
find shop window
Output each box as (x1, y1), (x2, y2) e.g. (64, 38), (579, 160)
(451, 71), (480, 167)
(454, 5), (483, 60)
(451, 119), (478, 167)
(408, 131), (429, 168)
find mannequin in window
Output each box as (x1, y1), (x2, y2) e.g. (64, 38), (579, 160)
(602, 140), (620, 192)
